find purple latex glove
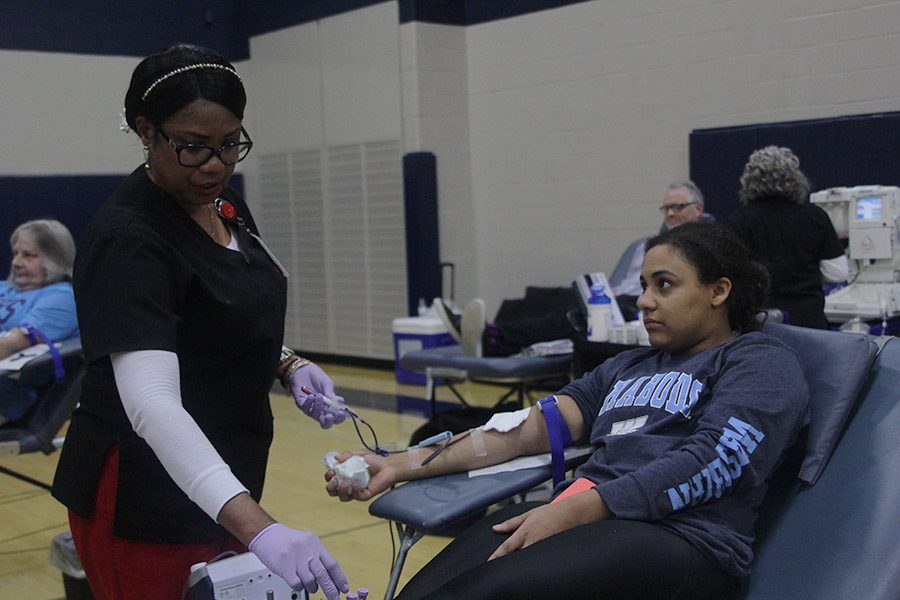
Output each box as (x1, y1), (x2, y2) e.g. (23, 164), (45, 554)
(289, 363), (349, 429)
(249, 523), (349, 599)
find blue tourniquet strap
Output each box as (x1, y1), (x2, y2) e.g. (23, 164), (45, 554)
(24, 324), (65, 382)
(538, 395), (572, 487)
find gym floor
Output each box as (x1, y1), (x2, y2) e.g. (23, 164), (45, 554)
(0, 362), (548, 600)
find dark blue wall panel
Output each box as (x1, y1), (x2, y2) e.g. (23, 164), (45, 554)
(690, 112), (900, 222)
(399, 0), (466, 25)
(0, 173), (244, 278)
(0, 174), (122, 277)
(238, 0), (389, 37)
(403, 152), (441, 317)
(399, 0), (592, 25)
(1, 1), (595, 59)
(462, 0), (591, 25)
(0, 0), (247, 59)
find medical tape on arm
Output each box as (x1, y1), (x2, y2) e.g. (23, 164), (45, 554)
(406, 447), (426, 470)
(469, 428), (487, 457)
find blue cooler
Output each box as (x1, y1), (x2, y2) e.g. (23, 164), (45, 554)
(392, 316), (457, 384)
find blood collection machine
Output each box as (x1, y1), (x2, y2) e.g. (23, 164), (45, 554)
(187, 552), (306, 600)
(810, 185), (900, 323)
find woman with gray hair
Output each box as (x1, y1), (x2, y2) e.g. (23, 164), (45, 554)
(0, 219), (80, 424)
(729, 146), (847, 329)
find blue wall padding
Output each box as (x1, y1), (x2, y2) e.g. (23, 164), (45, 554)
(241, 0), (388, 37)
(399, 0), (467, 24)
(0, 0), (247, 59)
(2, 1), (598, 58)
(0, 174), (122, 273)
(0, 173), (244, 278)
(690, 111), (900, 221)
(462, 0), (591, 24)
(403, 152), (441, 317)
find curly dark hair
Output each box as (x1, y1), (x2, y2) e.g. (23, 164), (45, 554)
(645, 222), (770, 332)
(123, 44), (246, 132)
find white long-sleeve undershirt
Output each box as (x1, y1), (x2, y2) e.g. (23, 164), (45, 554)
(820, 254), (849, 283)
(111, 350), (248, 522)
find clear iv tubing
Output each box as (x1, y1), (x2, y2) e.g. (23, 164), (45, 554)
(300, 385), (466, 464)
(300, 385), (389, 456)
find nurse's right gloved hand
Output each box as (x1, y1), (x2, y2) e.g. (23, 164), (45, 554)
(289, 364), (349, 429)
(295, 392), (349, 429)
(249, 523), (349, 600)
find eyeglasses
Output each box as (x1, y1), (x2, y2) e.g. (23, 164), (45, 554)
(659, 201), (698, 214)
(156, 126), (253, 167)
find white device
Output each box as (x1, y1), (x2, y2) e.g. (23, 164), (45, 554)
(187, 552), (307, 600)
(810, 185), (900, 320)
(573, 272), (626, 326)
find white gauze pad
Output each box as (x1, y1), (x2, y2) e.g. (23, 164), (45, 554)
(323, 452), (371, 488)
(480, 406), (532, 433)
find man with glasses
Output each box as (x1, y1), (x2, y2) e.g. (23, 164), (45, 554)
(609, 181), (709, 318)
(659, 181), (705, 230)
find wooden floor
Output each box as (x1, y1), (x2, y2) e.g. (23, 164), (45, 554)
(0, 362), (538, 600)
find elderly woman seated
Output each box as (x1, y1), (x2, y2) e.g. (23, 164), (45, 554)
(0, 219), (80, 425)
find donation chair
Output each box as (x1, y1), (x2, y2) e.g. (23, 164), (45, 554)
(369, 323), (896, 600)
(403, 293), (575, 417)
(741, 327), (898, 599)
(0, 338), (85, 490)
(400, 346), (572, 416)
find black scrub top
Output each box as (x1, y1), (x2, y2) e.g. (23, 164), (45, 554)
(729, 198), (844, 330)
(52, 167), (288, 543)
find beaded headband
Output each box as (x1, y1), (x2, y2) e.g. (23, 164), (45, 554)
(140, 63), (242, 102)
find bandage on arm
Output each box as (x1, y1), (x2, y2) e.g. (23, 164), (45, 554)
(820, 254), (849, 282)
(111, 350), (248, 521)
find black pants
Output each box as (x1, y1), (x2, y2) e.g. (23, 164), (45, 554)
(396, 501), (739, 600)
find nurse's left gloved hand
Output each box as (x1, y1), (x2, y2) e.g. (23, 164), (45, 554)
(249, 523), (349, 599)
(289, 363), (349, 429)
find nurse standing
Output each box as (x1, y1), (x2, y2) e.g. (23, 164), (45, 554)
(52, 44), (349, 600)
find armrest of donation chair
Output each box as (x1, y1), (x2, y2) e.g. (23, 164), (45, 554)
(0, 339), (85, 489)
(399, 345), (572, 416)
(369, 447), (592, 600)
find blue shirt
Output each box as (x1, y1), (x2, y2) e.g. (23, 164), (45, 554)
(0, 280), (80, 342)
(560, 332), (809, 577)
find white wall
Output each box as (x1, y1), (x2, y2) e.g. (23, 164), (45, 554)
(0, 50), (143, 175)
(462, 0), (900, 316)
(242, 2), (407, 358)
(3, 0), (900, 353)
(399, 22), (477, 307)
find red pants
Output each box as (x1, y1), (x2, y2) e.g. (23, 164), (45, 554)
(69, 446), (245, 600)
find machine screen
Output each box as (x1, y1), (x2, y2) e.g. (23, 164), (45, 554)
(855, 195), (882, 220)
